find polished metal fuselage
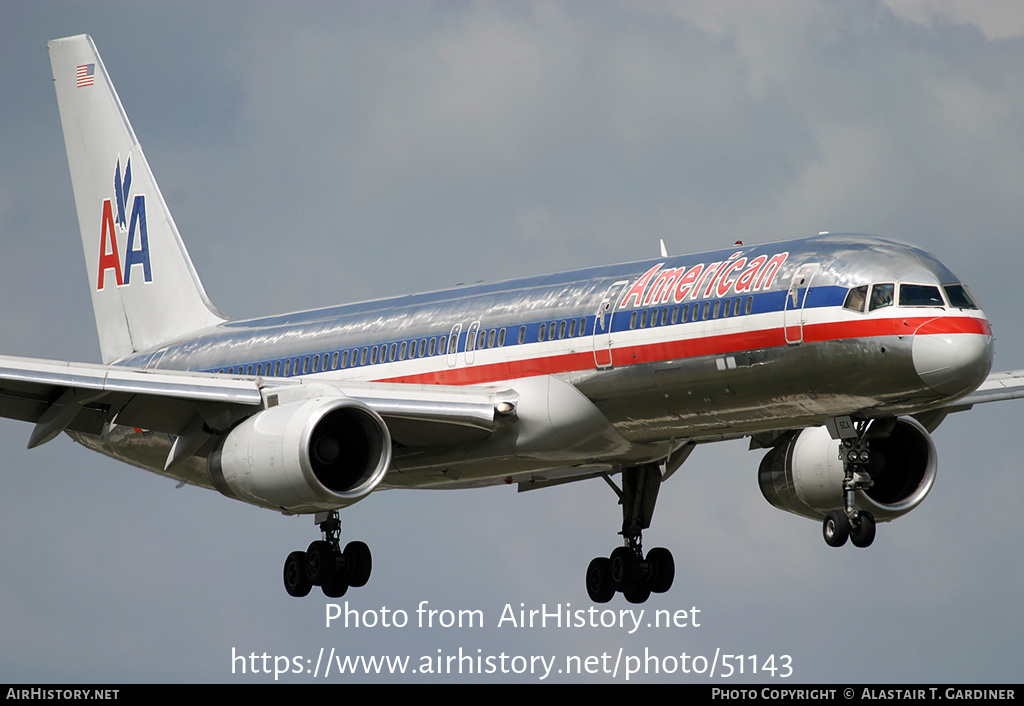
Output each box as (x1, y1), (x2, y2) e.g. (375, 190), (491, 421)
(73, 234), (994, 491)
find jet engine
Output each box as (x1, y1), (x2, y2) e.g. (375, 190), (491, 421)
(758, 418), (937, 522)
(208, 397), (391, 513)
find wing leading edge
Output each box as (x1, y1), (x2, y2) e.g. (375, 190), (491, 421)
(0, 354), (514, 468)
(943, 369), (1024, 409)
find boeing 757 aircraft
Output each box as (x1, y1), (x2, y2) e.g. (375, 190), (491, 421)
(4, 34), (1021, 603)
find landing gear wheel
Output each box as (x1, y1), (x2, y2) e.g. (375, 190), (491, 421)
(646, 547), (675, 593)
(610, 546), (639, 591)
(823, 510), (850, 547)
(623, 585), (652, 604)
(850, 511), (876, 548)
(306, 540), (338, 586)
(321, 574), (349, 598)
(343, 541), (372, 587)
(284, 551), (312, 598)
(586, 557), (615, 603)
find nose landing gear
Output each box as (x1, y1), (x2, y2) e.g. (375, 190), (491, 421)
(822, 419), (883, 550)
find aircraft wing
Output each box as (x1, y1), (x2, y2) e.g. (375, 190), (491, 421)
(945, 369), (1024, 410)
(0, 354), (509, 453)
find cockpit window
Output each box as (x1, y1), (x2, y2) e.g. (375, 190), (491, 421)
(843, 285), (868, 313)
(869, 283), (894, 311)
(943, 284), (978, 309)
(899, 284), (944, 307)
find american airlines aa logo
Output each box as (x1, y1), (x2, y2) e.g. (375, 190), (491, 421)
(97, 156), (152, 290)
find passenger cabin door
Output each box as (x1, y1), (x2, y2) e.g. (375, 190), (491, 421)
(784, 263), (819, 344)
(593, 280), (629, 368)
(446, 323), (462, 368)
(146, 347), (169, 370)
(464, 320), (480, 366)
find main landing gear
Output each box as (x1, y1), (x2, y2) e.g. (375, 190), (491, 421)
(283, 511), (372, 598)
(587, 463), (675, 604)
(821, 419), (884, 549)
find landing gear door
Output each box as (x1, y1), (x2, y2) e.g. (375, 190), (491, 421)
(593, 280), (629, 369)
(784, 263), (819, 344)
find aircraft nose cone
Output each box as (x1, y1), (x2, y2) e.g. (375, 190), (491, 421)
(912, 318), (993, 396)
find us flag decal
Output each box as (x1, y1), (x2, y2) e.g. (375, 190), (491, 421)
(76, 63), (95, 87)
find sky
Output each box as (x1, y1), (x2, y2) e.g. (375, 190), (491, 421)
(0, 0), (1022, 684)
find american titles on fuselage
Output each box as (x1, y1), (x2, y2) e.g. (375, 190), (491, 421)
(619, 250), (789, 309)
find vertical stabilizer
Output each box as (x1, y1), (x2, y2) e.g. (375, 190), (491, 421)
(48, 35), (226, 363)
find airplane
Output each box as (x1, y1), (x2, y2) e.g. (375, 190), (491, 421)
(4, 33), (1021, 604)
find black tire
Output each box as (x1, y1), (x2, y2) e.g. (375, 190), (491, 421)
(646, 547), (675, 593)
(284, 551), (312, 598)
(321, 574), (349, 598)
(305, 540), (338, 586)
(623, 585), (651, 604)
(822, 510), (850, 547)
(343, 541), (372, 588)
(851, 511), (876, 548)
(586, 557), (615, 603)
(610, 546), (639, 591)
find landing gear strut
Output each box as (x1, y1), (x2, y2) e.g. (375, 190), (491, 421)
(587, 463), (674, 604)
(822, 419), (881, 549)
(283, 511), (372, 598)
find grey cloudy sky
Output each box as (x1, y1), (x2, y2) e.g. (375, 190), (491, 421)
(0, 1), (1021, 683)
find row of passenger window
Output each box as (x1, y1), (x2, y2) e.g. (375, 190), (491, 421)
(213, 316), (598, 376)
(468, 327), (508, 351)
(212, 297), (759, 377)
(843, 282), (978, 313)
(216, 328), (501, 377)
(536, 318), (589, 342)
(628, 297), (754, 330)
(204, 282), (980, 377)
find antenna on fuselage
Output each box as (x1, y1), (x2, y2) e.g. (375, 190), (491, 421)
(660, 239), (668, 257)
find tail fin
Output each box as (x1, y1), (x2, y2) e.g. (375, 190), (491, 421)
(48, 35), (226, 364)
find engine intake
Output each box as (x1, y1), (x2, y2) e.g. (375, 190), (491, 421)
(209, 397), (392, 513)
(758, 418), (937, 522)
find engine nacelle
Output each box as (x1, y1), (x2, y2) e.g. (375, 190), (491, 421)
(758, 418), (937, 522)
(208, 397), (392, 513)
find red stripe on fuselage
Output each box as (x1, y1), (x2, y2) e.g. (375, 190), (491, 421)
(377, 315), (991, 386)
(803, 315), (990, 343)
